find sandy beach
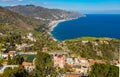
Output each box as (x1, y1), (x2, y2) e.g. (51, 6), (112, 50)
(47, 19), (66, 41)
(48, 17), (80, 41)
(48, 19), (66, 32)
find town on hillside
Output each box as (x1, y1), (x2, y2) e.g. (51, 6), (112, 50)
(0, 31), (119, 77)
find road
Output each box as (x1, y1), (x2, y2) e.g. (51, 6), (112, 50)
(0, 65), (18, 74)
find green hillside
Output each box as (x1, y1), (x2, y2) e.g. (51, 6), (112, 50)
(65, 37), (119, 61)
(0, 6), (45, 32)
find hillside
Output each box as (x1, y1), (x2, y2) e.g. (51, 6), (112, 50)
(65, 37), (119, 60)
(0, 6), (45, 31)
(6, 5), (82, 21)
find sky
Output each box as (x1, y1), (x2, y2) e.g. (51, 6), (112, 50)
(0, 0), (120, 14)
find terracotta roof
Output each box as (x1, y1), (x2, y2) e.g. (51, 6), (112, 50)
(8, 51), (16, 55)
(66, 74), (81, 77)
(89, 60), (96, 65)
(99, 62), (106, 64)
(79, 58), (86, 60)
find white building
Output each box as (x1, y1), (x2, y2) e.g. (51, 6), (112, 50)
(66, 58), (74, 65)
(27, 32), (36, 42)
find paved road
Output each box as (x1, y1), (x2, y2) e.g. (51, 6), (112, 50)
(0, 65), (18, 74)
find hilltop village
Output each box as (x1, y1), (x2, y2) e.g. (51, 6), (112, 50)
(0, 31), (119, 77)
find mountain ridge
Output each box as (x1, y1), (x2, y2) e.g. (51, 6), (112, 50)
(0, 6), (45, 31)
(6, 5), (82, 21)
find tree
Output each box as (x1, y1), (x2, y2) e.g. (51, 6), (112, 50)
(7, 55), (24, 65)
(7, 54), (11, 65)
(2, 67), (28, 77)
(34, 51), (57, 77)
(107, 65), (119, 77)
(89, 63), (119, 77)
(0, 43), (2, 59)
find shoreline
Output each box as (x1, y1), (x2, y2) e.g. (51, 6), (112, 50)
(47, 19), (66, 41)
(48, 19), (67, 32)
(47, 17), (82, 41)
(48, 17), (80, 32)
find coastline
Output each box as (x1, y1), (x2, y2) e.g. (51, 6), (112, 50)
(47, 17), (82, 41)
(48, 19), (66, 32)
(48, 17), (81, 32)
(47, 19), (66, 41)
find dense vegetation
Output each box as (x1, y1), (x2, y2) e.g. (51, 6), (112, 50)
(0, 52), (57, 77)
(1, 67), (28, 77)
(89, 63), (119, 77)
(0, 27), (62, 53)
(0, 23), (119, 60)
(65, 37), (119, 60)
(7, 54), (24, 65)
(33, 51), (57, 77)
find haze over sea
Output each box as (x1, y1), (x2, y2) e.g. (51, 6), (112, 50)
(51, 14), (120, 41)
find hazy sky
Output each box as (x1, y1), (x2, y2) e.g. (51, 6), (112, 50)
(0, 0), (120, 14)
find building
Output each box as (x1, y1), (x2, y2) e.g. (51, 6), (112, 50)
(88, 59), (96, 66)
(1, 53), (8, 59)
(1, 51), (17, 59)
(79, 58), (89, 74)
(27, 32), (36, 42)
(82, 41), (89, 44)
(79, 58), (88, 66)
(8, 51), (17, 57)
(65, 74), (82, 77)
(72, 65), (81, 73)
(42, 47), (48, 52)
(53, 54), (66, 68)
(75, 58), (80, 65)
(66, 57), (74, 65)
(22, 62), (35, 73)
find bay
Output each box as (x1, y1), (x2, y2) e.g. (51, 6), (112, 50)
(51, 14), (120, 41)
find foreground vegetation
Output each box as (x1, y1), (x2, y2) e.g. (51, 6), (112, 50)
(1, 52), (57, 77)
(89, 63), (119, 77)
(65, 37), (119, 61)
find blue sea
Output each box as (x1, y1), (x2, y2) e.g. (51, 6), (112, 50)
(51, 14), (120, 41)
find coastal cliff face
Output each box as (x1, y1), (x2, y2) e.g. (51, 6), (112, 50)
(6, 5), (82, 21)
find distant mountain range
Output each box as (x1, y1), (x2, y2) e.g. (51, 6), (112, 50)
(0, 6), (45, 31)
(6, 5), (81, 21)
(0, 5), (81, 32)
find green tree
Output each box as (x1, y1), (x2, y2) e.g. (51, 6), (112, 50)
(34, 51), (56, 77)
(7, 54), (11, 65)
(89, 63), (119, 77)
(0, 43), (2, 59)
(2, 67), (28, 77)
(7, 55), (24, 65)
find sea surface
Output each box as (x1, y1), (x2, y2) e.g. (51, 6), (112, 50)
(51, 14), (120, 41)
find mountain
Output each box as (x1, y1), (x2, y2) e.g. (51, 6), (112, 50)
(6, 5), (82, 21)
(0, 6), (45, 31)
